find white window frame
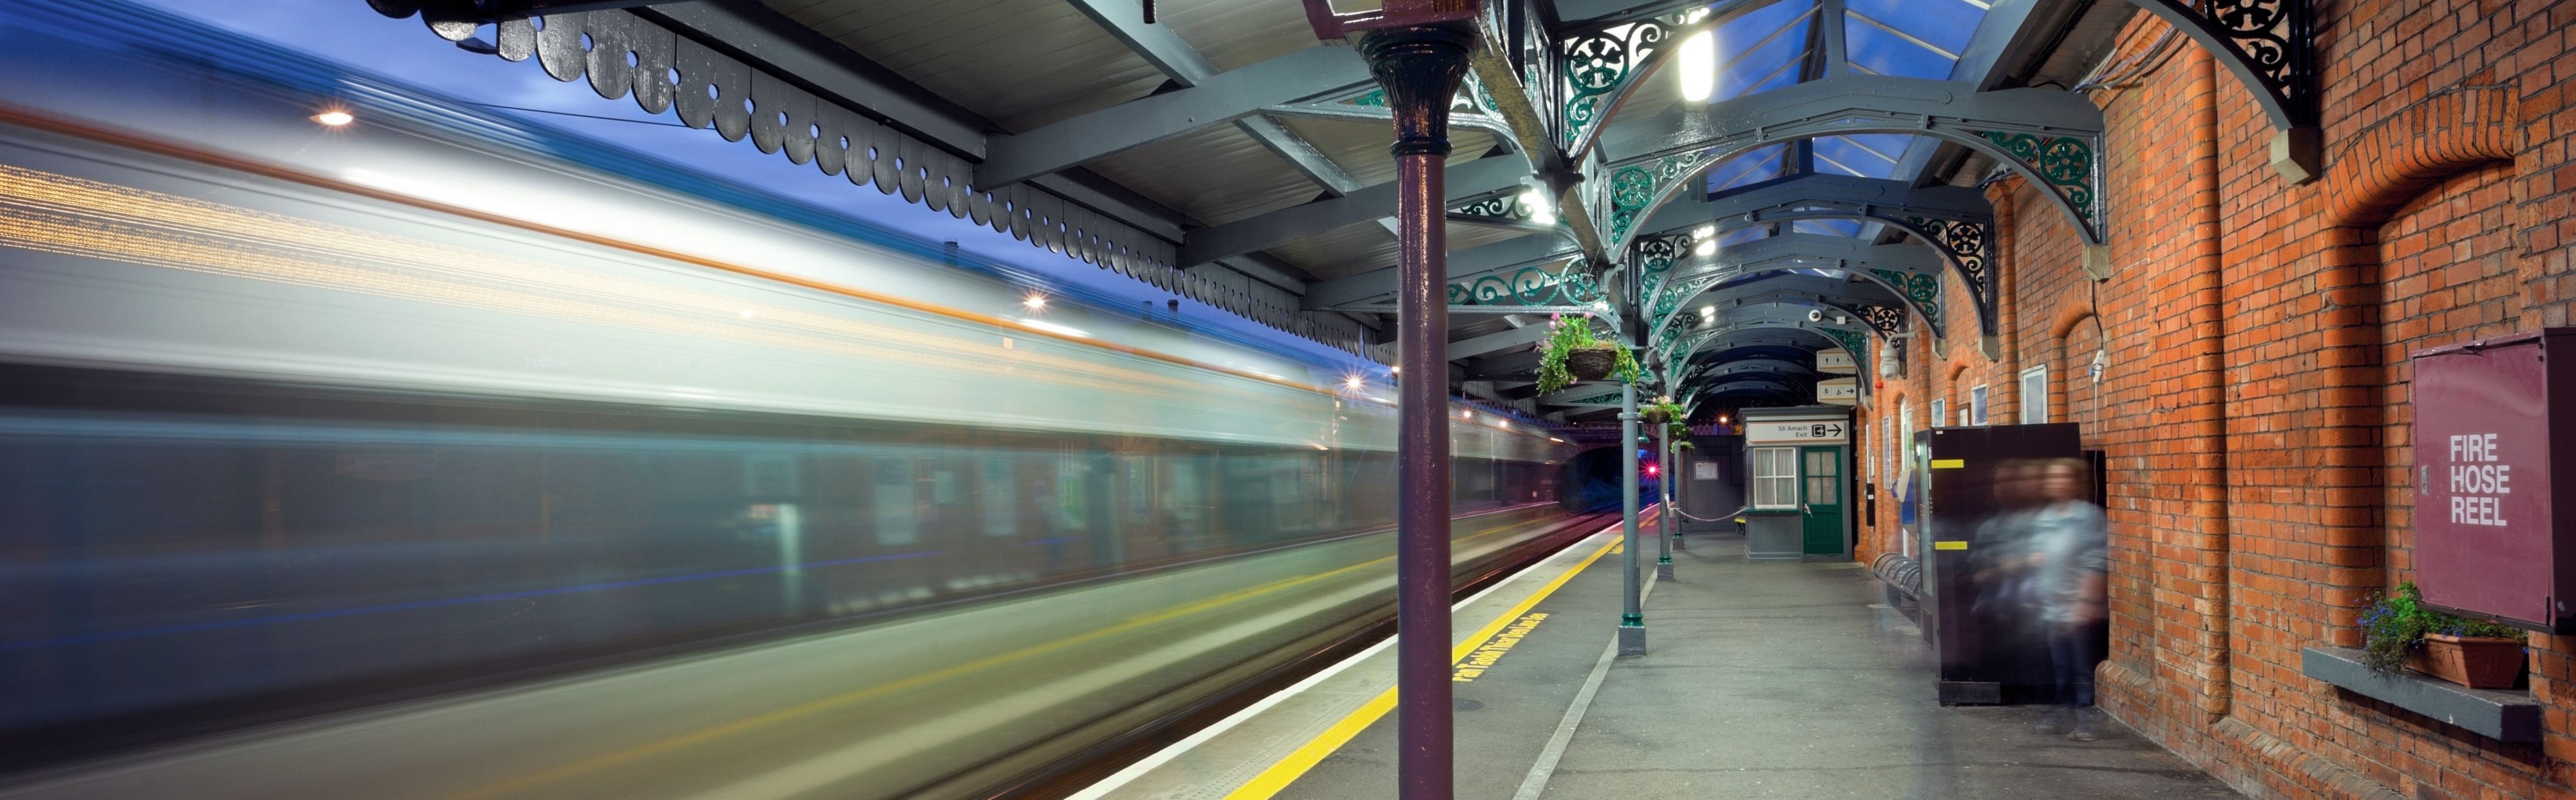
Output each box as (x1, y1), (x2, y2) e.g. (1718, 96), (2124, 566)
(1970, 385), (1989, 426)
(1929, 399), (1945, 430)
(1750, 447), (1800, 510)
(2020, 365), (2049, 424)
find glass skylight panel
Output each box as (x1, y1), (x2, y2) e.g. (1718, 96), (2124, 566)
(1791, 218), (1866, 238)
(1810, 134), (1911, 178)
(1704, 142), (1792, 191)
(1842, 0), (1986, 81)
(1710, 0), (1815, 102)
(1718, 227), (1770, 246)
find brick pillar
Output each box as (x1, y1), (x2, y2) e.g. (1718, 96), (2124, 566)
(2162, 47), (2233, 723)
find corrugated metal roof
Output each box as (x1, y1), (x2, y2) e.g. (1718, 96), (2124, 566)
(762, 0), (1165, 131)
(1084, 124), (1325, 227)
(1156, 0), (1323, 71)
(1269, 222), (1398, 282)
(1278, 115), (1497, 189)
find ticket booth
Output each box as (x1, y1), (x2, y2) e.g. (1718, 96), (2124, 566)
(1739, 406), (1853, 562)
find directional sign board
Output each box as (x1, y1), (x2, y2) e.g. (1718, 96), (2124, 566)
(1817, 377), (1857, 406)
(1817, 348), (1857, 375)
(1747, 419), (1848, 444)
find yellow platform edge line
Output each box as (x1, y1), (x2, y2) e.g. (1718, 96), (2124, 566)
(1221, 531), (1625, 800)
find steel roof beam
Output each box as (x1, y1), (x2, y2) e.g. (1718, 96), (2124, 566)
(1539, 382), (1635, 406)
(978, 46), (1374, 187)
(1062, 0), (1362, 198)
(1596, 73), (2104, 245)
(1663, 233), (1947, 281)
(1448, 323), (1557, 361)
(1694, 174), (1991, 226)
(1463, 349), (1545, 379)
(1182, 151), (1537, 267)
(1303, 232), (1579, 309)
(1685, 358), (1817, 380)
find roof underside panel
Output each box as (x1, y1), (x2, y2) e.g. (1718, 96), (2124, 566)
(1083, 124), (1326, 227)
(762, 0), (1162, 131)
(1267, 223), (1398, 282)
(1155, 0), (1322, 71)
(1274, 115), (1495, 190)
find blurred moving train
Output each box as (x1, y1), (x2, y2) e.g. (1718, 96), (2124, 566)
(0, 5), (1584, 798)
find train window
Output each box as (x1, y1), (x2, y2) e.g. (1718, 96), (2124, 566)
(932, 467), (961, 505)
(1054, 457), (1088, 531)
(981, 457), (1016, 537)
(874, 459), (918, 545)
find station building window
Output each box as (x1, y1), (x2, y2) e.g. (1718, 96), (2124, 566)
(1750, 447), (1799, 510)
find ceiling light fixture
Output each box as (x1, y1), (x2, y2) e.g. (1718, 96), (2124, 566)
(1522, 187), (1557, 225)
(312, 110), (354, 126)
(1678, 29), (1715, 102)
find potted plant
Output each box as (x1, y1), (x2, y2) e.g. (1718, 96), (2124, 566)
(1641, 399), (1683, 425)
(1535, 314), (1640, 394)
(2360, 582), (2527, 689)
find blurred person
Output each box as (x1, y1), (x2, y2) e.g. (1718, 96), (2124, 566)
(1970, 461), (2041, 624)
(2025, 457), (2108, 741)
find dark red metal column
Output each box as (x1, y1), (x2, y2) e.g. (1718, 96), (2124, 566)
(1358, 24), (1472, 800)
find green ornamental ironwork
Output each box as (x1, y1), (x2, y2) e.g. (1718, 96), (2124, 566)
(1447, 266), (1604, 307)
(1557, 15), (1684, 150)
(1868, 269), (1944, 328)
(1604, 153), (1714, 247)
(1564, 391), (1628, 406)
(1981, 131), (2097, 229)
(1453, 193), (1539, 224)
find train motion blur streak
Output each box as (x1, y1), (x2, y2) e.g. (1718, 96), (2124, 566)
(0, 10), (1581, 798)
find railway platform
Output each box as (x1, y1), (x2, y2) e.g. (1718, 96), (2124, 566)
(1080, 520), (2236, 800)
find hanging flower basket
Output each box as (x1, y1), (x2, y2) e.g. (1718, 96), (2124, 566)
(1564, 345), (1620, 381)
(1536, 314), (1640, 394)
(1640, 406), (1671, 424)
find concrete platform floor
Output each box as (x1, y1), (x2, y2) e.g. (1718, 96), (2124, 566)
(1520, 533), (2240, 799)
(1088, 526), (2241, 799)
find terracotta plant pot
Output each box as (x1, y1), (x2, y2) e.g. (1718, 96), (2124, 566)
(2406, 633), (2526, 689)
(1564, 345), (1619, 381)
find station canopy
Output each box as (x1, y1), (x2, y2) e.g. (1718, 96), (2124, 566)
(368, 0), (2167, 422)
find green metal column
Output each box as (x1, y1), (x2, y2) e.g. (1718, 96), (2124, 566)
(1654, 409), (1674, 581)
(1619, 379), (1645, 655)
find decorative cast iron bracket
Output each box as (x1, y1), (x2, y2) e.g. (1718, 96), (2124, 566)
(2125, 0), (2320, 182)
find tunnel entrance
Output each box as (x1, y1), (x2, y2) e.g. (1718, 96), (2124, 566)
(1557, 445), (1660, 513)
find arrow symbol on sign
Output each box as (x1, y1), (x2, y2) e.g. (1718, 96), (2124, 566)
(1826, 424), (1844, 437)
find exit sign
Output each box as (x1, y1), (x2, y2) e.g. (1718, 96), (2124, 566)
(2412, 329), (2576, 633)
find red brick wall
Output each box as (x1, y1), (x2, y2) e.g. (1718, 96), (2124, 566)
(1838, 4), (2576, 795)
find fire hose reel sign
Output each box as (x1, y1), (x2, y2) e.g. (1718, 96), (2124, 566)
(2412, 330), (2575, 632)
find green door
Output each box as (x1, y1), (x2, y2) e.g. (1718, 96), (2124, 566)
(1801, 446), (1844, 556)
